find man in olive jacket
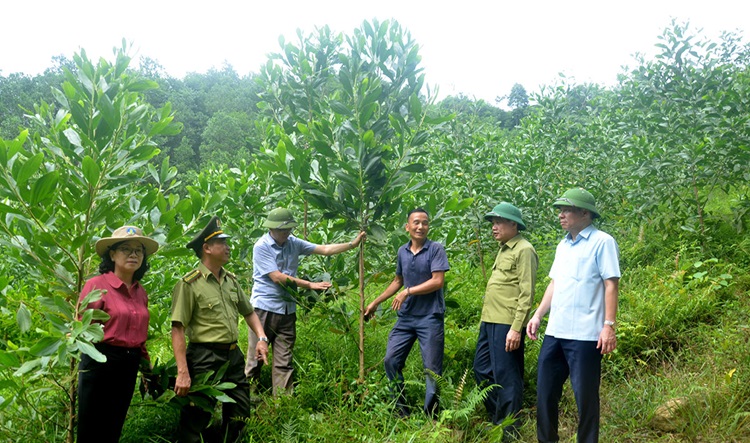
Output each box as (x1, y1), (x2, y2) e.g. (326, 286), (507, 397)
(474, 202), (538, 439)
(171, 216), (269, 443)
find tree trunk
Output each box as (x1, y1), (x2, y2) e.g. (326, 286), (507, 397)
(690, 169), (706, 252)
(475, 227), (487, 281)
(358, 242), (365, 383)
(303, 200), (309, 240)
(67, 358), (77, 443)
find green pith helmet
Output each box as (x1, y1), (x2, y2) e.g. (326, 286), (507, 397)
(484, 202), (527, 230)
(263, 208), (299, 229)
(552, 188), (600, 218)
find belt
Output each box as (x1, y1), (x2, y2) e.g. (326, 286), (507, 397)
(191, 342), (238, 351)
(95, 343), (141, 354)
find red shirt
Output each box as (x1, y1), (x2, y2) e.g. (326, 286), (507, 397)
(79, 272), (150, 360)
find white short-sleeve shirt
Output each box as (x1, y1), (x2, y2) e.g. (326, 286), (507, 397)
(546, 224), (621, 341)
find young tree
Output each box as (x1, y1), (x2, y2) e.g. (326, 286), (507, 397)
(256, 19), (451, 381)
(0, 42), (181, 442)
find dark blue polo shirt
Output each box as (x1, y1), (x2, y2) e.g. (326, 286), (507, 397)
(395, 239), (450, 316)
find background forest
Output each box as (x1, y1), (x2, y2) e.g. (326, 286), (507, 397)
(0, 19), (749, 442)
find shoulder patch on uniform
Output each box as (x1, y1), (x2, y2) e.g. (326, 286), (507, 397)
(225, 271), (239, 283)
(182, 269), (202, 284)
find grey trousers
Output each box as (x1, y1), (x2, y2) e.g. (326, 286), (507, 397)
(245, 308), (296, 396)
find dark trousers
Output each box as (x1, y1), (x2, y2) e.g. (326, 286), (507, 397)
(473, 322), (525, 435)
(245, 309), (296, 396)
(178, 344), (251, 443)
(383, 314), (444, 416)
(536, 335), (602, 443)
(77, 343), (141, 443)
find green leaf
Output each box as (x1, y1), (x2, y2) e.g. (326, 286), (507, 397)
(445, 298), (460, 309)
(129, 79), (159, 92)
(455, 197), (474, 211)
(369, 223), (388, 242)
(214, 393), (236, 403)
(29, 337), (62, 357)
(424, 113), (456, 125)
(63, 128), (83, 148)
(97, 92), (117, 128)
(409, 93), (423, 121)
(400, 163), (426, 173)
(362, 130), (375, 147)
(30, 171), (60, 205)
(0, 351), (20, 368)
(14, 359), (41, 377)
(188, 188), (204, 219)
(16, 303), (31, 333)
(410, 131), (430, 147)
(81, 156), (101, 186)
(150, 207), (161, 227)
(330, 101), (352, 116)
(79, 289), (105, 310)
(312, 140), (335, 157)
(445, 197), (459, 212)
(147, 162), (159, 183)
(16, 152), (44, 187)
(78, 341), (107, 362)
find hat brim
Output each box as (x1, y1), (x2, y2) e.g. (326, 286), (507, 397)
(95, 236), (159, 258)
(552, 199), (601, 218)
(484, 212), (527, 230)
(186, 233), (231, 251)
(263, 220), (299, 229)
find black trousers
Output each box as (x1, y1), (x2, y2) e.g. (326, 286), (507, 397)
(177, 343), (251, 443)
(536, 336), (603, 443)
(473, 322), (525, 435)
(77, 343), (141, 443)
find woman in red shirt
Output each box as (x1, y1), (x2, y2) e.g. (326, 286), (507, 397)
(76, 226), (159, 443)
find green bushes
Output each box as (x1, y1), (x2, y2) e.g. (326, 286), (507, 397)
(616, 255), (736, 366)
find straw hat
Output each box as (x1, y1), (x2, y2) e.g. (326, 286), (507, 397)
(95, 226), (159, 257)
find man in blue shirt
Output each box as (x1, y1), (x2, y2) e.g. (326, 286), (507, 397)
(245, 208), (365, 396)
(526, 188), (621, 443)
(364, 208), (450, 417)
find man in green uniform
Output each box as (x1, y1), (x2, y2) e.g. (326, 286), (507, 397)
(473, 202), (538, 440)
(171, 216), (269, 443)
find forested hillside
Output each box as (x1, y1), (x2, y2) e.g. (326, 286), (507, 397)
(0, 20), (748, 442)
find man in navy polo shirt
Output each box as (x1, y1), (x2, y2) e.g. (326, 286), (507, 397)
(365, 208), (450, 417)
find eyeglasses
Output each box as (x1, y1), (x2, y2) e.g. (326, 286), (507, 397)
(116, 246), (145, 257)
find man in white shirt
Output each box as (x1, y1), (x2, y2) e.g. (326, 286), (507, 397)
(526, 188), (620, 443)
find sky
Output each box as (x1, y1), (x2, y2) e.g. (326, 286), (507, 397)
(3, 1), (748, 105)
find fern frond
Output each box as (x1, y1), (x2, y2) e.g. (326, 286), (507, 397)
(280, 419), (299, 443)
(454, 368), (468, 404)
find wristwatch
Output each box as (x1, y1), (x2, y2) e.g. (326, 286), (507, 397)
(258, 336), (269, 342)
(604, 320), (616, 328)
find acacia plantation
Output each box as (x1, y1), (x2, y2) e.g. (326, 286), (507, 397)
(0, 20), (749, 442)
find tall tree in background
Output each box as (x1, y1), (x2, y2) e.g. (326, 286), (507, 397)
(507, 83), (529, 109)
(506, 83), (529, 127)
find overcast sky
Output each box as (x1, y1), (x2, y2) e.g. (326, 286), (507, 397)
(3, 1), (747, 104)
